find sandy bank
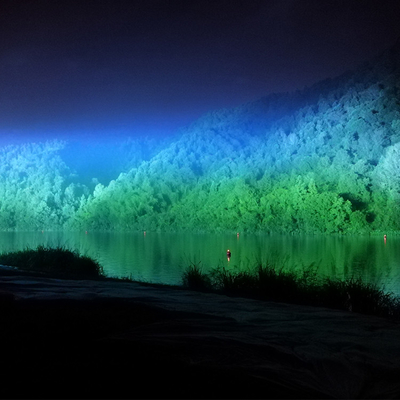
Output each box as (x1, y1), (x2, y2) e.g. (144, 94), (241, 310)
(1, 272), (400, 399)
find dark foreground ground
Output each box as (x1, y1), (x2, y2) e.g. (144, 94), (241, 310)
(1, 296), (321, 399)
(1, 272), (400, 399)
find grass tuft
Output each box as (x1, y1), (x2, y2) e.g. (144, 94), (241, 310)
(182, 263), (212, 291)
(210, 267), (258, 296)
(182, 263), (400, 319)
(0, 245), (104, 279)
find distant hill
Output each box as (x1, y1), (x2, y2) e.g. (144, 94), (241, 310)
(1, 39), (400, 233)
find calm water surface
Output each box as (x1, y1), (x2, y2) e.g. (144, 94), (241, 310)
(1, 232), (399, 295)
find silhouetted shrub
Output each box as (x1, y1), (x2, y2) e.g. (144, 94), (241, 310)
(0, 245), (104, 279)
(182, 264), (400, 319)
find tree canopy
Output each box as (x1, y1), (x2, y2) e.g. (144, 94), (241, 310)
(2, 42), (400, 234)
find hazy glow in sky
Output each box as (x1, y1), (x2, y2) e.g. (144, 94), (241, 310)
(1, 0), (400, 143)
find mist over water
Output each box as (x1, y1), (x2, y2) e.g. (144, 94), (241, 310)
(1, 231), (399, 295)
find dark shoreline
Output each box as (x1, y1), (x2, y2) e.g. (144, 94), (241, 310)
(1, 271), (400, 399)
(1, 295), (325, 399)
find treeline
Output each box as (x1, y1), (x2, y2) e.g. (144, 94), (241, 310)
(2, 41), (400, 233)
(0, 140), (87, 230)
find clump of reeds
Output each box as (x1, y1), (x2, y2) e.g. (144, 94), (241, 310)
(319, 277), (400, 317)
(0, 245), (104, 279)
(182, 263), (212, 291)
(182, 263), (400, 319)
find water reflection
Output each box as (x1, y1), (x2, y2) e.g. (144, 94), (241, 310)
(0, 232), (399, 295)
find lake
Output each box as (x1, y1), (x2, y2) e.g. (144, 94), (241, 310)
(1, 231), (399, 295)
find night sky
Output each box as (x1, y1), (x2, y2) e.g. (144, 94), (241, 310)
(1, 0), (400, 144)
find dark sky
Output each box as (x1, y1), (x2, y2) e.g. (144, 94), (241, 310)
(1, 0), (400, 144)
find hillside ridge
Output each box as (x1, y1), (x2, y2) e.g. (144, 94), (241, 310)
(1, 40), (400, 233)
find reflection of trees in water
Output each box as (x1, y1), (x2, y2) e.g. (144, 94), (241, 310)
(1, 232), (399, 295)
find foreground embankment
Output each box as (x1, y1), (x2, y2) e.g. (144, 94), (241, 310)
(1, 271), (400, 399)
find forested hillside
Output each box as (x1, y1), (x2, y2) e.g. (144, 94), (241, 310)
(2, 41), (400, 233)
(0, 140), (87, 230)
